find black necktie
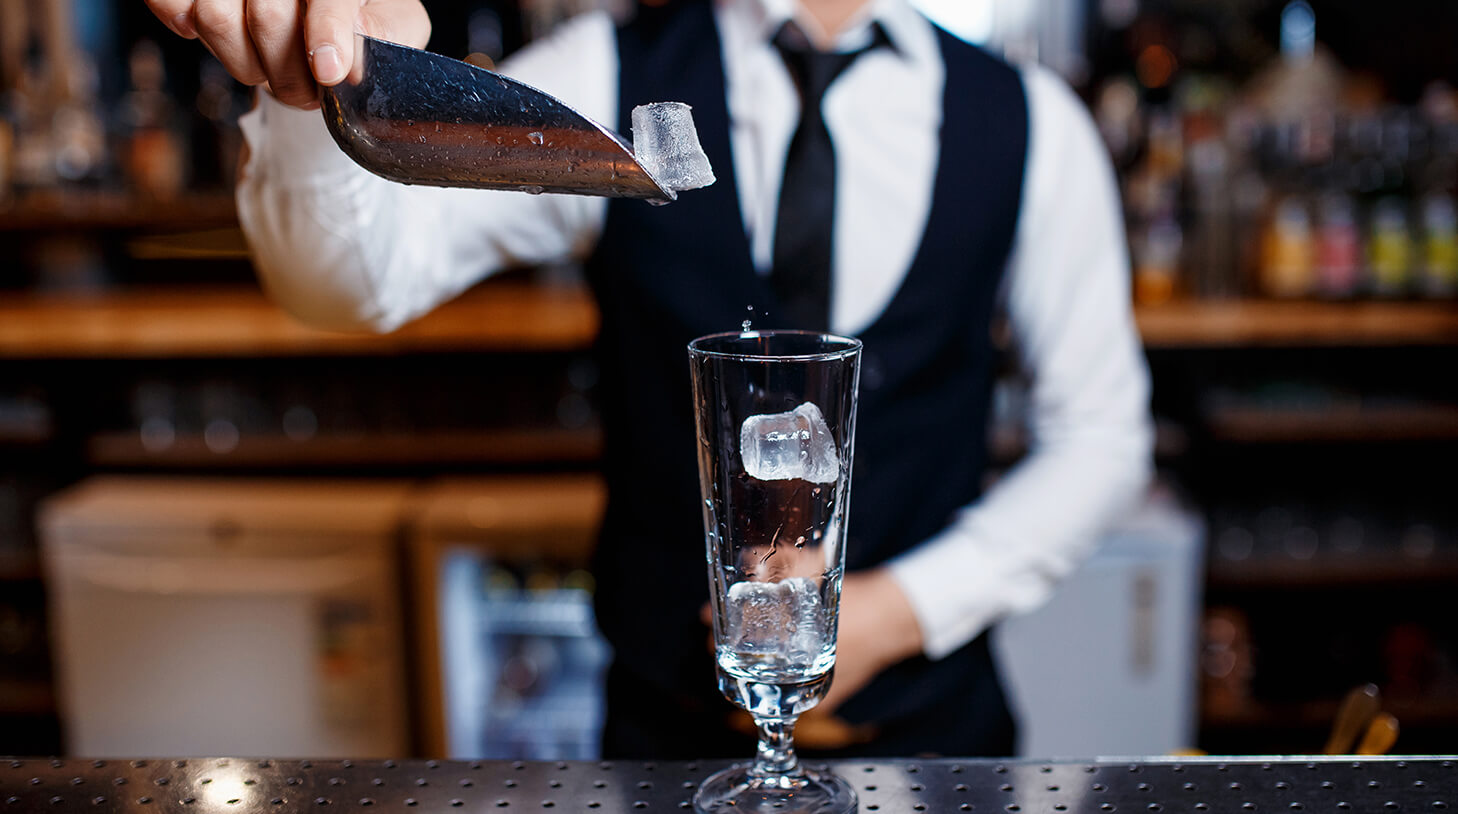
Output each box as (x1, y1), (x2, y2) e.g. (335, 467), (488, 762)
(770, 23), (886, 331)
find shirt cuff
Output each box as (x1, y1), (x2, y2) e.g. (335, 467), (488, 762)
(238, 92), (364, 184)
(884, 528), (1002, 661)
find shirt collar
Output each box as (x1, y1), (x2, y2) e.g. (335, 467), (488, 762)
(735, 0), (915, 55)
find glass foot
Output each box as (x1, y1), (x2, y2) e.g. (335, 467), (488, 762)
(693, 764), (857, 814)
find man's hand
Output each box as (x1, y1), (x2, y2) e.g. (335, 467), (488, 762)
(814, 568), (924, 714)
(142, 0), (431, 109)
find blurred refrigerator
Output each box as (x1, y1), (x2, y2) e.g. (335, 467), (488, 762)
(994, 484), (1206, 757)
(40, 477), (412, 758)
(407, 475), (608, 759)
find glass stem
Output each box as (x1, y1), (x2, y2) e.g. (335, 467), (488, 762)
(751, 715), (801, 777)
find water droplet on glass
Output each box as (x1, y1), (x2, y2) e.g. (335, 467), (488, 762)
(418, 135), (427, 143)
(406, 120), (415, 127)
(528, 131), (545, 146)
(794, 536), (805, 549)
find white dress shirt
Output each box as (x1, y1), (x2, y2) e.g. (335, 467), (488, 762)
(236, 0), (1154, 660)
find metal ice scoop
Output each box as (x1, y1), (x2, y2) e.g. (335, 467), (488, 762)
(320, 35), (704, 202)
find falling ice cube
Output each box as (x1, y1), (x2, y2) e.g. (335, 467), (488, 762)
(740, 402), (840, 484)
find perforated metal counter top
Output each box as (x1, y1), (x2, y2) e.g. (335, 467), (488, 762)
(3, 757), (1455, 813)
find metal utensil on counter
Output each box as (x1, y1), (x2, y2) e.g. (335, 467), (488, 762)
(1354, 711), (1399, 756)
(320, 35), (705, 202)
(1323, 683), (1382, 755)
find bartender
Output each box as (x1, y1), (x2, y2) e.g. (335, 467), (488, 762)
(146, 0), (1153, 758)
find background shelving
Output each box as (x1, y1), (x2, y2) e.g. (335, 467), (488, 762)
(2, 0), (1457, 760)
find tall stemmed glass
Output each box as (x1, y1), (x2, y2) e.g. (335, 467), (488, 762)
(688, 330), (862, 814)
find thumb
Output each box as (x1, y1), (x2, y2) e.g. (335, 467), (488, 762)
(302, 0), (361, 86)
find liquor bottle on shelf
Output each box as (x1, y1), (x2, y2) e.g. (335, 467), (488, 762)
(6, 78), (57, 193)
(1417, 192), (1458, 297)
(1261, 195), (1316, 298)
(1367, 196), (1414, 298)
(118, 40), (187, 201)
(1134, 215), (1183, 305)
(49, 57), (107, 187)
(1314, 193), (1361, 298)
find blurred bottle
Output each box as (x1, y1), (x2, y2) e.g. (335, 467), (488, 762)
(132, 380), (178, 454)
(199, 379), (243, 455)
(7, 79), (57, 191)
(1418, 193), (1458, 297)
(119, 40), (187, 201)
(1314, 193), (1361, 298)
(1146, 107), (1181, 174)
(1094, 77), (1142, 170)
(1367, 197), (1414, 297)
(1185, 102), (1242, 298)
(1245, 1), (1344, 127)
(1133, 215), (1183, 305)
(50, 57), (108, 186)
(1261, 196), (1316, 298)
(1201, 606), (1255, 718)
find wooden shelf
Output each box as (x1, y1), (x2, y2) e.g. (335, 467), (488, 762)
(1136, 299), (1458, 348)
(1206, 404), (1458, 442)
(6, 288), (1458, 359)
(1207, 551), (1458, 589)
(0, 191), (238, 233)
(0, 283), (598, 359)
(88, 426), (603, 468)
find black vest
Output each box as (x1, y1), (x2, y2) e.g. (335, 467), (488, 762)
(585, 0), (1028, 756)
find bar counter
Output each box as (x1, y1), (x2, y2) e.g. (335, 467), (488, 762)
(2, 756), (1455, 812)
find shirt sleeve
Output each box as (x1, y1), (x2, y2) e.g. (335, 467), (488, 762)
(885, 64), (1155, 660)
(234, 11), (618, 332)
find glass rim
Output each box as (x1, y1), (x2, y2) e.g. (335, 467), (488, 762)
(687, 329), (862, 362)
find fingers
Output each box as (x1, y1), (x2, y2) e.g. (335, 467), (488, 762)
(144, 0), (198, 39)
(147, 0), (429, 108)
(302, 0), (361, 86)
(192, 0), (268, 86)
(300, 0), (432, 86)
(246, 0), (318, 107)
